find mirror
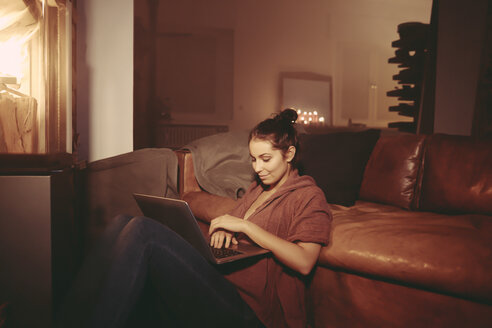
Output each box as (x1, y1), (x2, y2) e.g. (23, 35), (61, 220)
(280, 72), (333, 126)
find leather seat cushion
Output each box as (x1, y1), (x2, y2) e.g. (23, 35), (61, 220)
(319, 201), (492, 303)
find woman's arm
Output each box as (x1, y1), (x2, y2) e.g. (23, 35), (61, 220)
(209, 215), (321, 276)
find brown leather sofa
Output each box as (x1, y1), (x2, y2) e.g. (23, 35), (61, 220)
(176, 133), (492, 328)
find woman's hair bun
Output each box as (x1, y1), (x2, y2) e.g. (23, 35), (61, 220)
(277, 108), (298, 125)
(249, 107), (300, 167)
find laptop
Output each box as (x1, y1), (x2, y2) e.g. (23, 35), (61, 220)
(133, 193), (270, 264)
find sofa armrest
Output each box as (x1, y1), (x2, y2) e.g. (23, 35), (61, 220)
(83, 148), (178, 247)
(175, 150), (237, 223)
(175, 150), (202, 197)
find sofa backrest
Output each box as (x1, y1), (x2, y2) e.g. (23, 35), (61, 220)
(418, 134), (492, 215)
(298, 129), (381, 207)
(359, 134), (426, 209)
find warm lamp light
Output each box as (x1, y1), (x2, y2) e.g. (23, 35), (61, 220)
(291, 107), (325, 126)
(0, 36), (28, 82)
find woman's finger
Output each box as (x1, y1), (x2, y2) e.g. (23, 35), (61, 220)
(213, 231), (219, 248)
(210, 231), (221, 248)
(225, 233), (232, 248)
(215, 232), (221, 248)
(215, 231), (225, 249)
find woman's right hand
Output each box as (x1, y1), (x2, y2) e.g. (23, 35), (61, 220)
(210, 230), (238, 249)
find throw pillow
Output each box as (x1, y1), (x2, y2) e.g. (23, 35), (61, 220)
(298, 129), (381, 206)
(184, 130), (255, 199)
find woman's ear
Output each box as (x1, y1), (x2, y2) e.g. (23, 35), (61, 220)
(286, 146), (296, 163)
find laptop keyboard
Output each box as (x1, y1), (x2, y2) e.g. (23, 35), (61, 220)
(211, 247), (243, 259)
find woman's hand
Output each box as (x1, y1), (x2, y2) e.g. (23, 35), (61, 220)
(209, 214), (247, 234)
(209, 215), (246, 248)
(209, 230), (238, 249)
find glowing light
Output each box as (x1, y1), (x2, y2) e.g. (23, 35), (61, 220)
(292, 107), (325, 125)
(0, 6), (39, 82)
(0, 36), (28, 80)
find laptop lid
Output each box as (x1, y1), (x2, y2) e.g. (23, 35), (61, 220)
(133, 193), (269, 264)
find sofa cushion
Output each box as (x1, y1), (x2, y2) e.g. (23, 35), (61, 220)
(319, 201), (492, 303)
(419, 134), (492, 215)
(359, 134), (426, 209)
(298, 129), (381, 206)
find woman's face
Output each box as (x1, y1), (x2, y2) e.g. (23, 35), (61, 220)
(249, 137), (294, 188)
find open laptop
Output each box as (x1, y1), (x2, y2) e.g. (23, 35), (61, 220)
(133, 193), (270, 264)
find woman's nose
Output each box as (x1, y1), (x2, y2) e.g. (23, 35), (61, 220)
(253, 161), (262, 173)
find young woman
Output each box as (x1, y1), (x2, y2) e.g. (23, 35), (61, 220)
(58, 109), (332, 328)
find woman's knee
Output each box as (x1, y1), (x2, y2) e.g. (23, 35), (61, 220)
(121, 216), (184, 251)
(119, 216), (161, 244)
(126, 216), (154, 231)
(95, 214), (134, 247)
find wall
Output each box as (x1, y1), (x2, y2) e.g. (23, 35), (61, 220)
(233, 0), (336, 130)
(77, 0), (133, 161)
(328, 0), (431, 128)
(135, 0), (431, 133)
(434, 0), (489, 135)
(76, 0), (489, 159)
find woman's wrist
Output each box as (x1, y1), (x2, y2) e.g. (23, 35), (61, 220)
(242, 220), (266, 248)
(242, 220), (251, 235)
(243, 220), (259, 237)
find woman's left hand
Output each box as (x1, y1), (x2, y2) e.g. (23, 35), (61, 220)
(209, 214), (247, 236)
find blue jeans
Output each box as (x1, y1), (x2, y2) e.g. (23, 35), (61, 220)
(56, 215), (263, 328)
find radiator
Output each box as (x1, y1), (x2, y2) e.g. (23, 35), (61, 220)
(156, 124), (228, 149)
